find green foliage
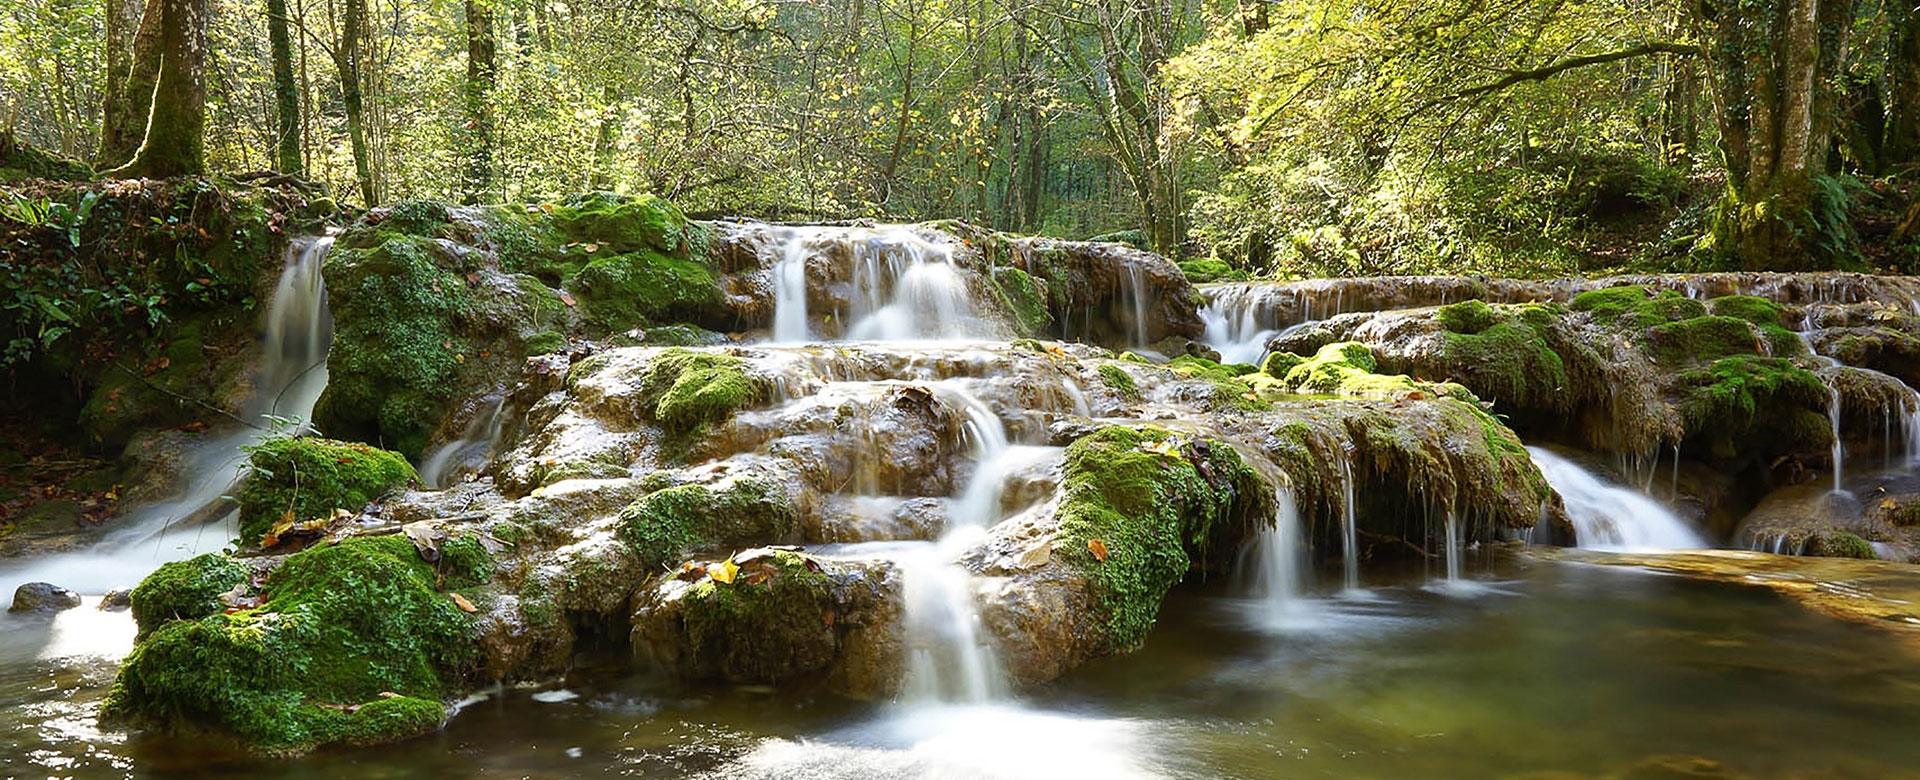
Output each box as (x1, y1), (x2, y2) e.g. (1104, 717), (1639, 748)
(1097, 363), (1141, 400)
(1176, 258), (1248, 283)
(615, 479), (797, 570)
(235, 437), (417, 543)
(104, 536), (473, 753)
(379, 200), (452, 237)
(129, 553), (251, 637)
(1054, 427), (1264, 650)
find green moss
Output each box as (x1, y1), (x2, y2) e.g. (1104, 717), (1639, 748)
(1098, 363), (1141, 400)
(533, 456), (629, 487)
(0, 137), (93, 181)
(1274, 342), (1418, 397)
(1707, 295), (1786, 326)
(317, 236), (474, 454)
(379, 200), (451, 237)
(103, 536), (475, 753)
(1168, 355), (1269, 411)
(569, 251), (723, 333)
(548, 192), (706, 256)
(1053, 427), (1265, 650)
(1177, 258), (1247, 283)
(235, 437), (416, 544)
(1436, 300), (1499, 334)
(524, 331), (566, 355)
(992, 267), (1054, 336)
(637, 348), (761, 434)
(1629, 292), (1708, 327)
(1570, 286), (1653, 319)
(129, 553), (250, 637)
(1811, 530), (1877, 560)
(1674, 356), (1829, 460)
(615, 480), (797, 570)
(1647, 316), (1763, 365)
(1440, 316), (1569, 411)
(680, 550), (834, 682)
(1261, 351), (1306, 379)
(646, 324), (727, 347)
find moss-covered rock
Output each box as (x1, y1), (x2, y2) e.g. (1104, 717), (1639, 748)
(548, 192), (706, 256)
(1437, 303), (1573, 412)
(1177, 258), (1248, 283)
(235, 437), (416, 544)
(103, 535), (482, 754)
(569, 251), (724, 333)
(992, 267), (1053, 336)
(1673, 356), (1829, 462)
(615, 479), (798, 571)
(1810, 529), (1878, 560)
(635, 348), (762, 435)
(1272, 342), (1419, 397)
(676, 550), (834, 682)
(0, 134), (94, 182)
(1097, 363), (1140, 400)
(1052, 426), (1266, 651)
(129, 553), (250, 637)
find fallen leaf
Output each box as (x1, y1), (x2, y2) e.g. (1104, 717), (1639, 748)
(1141, 438), (1182, 457)
(403, 522), (444, 563)
(1406, 390), (1426, 400)
(559, 291), (576, 307)
(1088, 538), (1109, 562)
(710, 558), (739, 584)
(449, 592), (478, 613)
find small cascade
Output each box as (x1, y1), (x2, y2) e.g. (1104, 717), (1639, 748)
(1528, 447), (1707, 550)
(771, 230), (814, 343)
(1336, 451), (1360, 592)
(1442, 508), (1462, 584)
(895, 384), (1018, 705)
(1239, 486), (1311, 629)
(418, 395), (506, 488)
(843, 228), (983, 341)
(1, 236), (336, 602)
(1198, 287), (1280, 366)
(1828, 381), (1846, 494)
(1123, 264), (1150, 349)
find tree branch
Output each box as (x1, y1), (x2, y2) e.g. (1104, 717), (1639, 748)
(1450, 41), (1699, 100)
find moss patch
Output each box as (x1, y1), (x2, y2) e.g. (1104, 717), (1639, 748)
(1674, 356), (1829, 461)
(1647, 315), (1765, 365)
(569, 251), (723, 333)
(992, 267), (1053, 336)
(103, 536), (479, 753)
(548, 192), (706, 256)
(678, 551), (834, 682)
(616, 479), (798, 571)
(1097, 363), (1141, 400)
(129, 553), (250, 637)
(636, 348), (761, 435)
(1274, 342), (1419, 397)
(1438, 303), (1571, 412)
(1053, 426), (1265, 651)
(1810, 530), (1878, 560)
(236, 437), (416, 544)
(1177, 258), (1247, 283)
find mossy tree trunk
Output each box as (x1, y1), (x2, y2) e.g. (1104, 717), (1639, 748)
(461, 0), (496, 204)
(110, 0), (208, 178)
(1690, 0), (1856, 269)
(268, 0), (302, 175)
(96, 0), (163, 169)
(336, 0), (376, 205)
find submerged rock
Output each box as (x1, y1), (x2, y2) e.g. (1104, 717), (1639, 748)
(9, 582), (82, 613)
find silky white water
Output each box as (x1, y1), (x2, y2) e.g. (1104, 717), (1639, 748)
(1528, 446), (1707, 550)
(1198, 287), (1279, 366)
(418, 394), (506, 488)
(1238, 486), (1313, 630)
(0, 236), (335, 610)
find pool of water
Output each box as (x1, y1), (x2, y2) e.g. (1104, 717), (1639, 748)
(8, 559), (1920, 779)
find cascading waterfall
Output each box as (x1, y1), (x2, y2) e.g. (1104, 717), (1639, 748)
(1337, 451), (1360, 592)
(844, 228), (983, 341)
(894, 384), (1022, 704)
(0, 235), (335, 603)
(771, 229), (815, 343)
(1528, 447), (1706, 550)
(1239, 486), (1310, 629)
(418, 395), (506, 489)
(1198, 287), (1280, 366)
(1442, 508), (1462, 584)
(1123, 264), (1150, 349)
(1829, 381), (1846, 494)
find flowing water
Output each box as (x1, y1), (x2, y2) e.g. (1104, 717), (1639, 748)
(1529, 447), (1708, 550)
(12, 559), (1920, 779)
(1235, 487), (1311, 632)
(0, 236), (334, 610)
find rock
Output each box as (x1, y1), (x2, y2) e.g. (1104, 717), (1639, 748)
(10, 582), (82, 613)
(100, 588), (133, 611)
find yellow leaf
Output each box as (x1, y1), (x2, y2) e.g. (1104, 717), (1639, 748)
(1088, 538), (1109, 562)
(1141, 439), (1181, 457)
(710, 558), (739, 584)
(449, 592), (478, 613)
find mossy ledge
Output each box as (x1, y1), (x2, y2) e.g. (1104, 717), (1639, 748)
(103, 535), (491, 755)
(615, 478), (800, 571)
(235, 437), (417, 545)
(128, 553), (251, 638)
(1052, 426), (1268, 652)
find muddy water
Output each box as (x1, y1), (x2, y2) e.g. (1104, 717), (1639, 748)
(7, 559), (1920, 779)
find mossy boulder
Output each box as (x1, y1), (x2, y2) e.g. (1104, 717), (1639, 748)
(1673, 356), (1829, 462)
(635, 348), (762, 435)
(1270, 341), (1419, 397)
(235, 437), (416, 544)
(1052, 426), (1267, 651)
(615, 479), (799, 571)
(569, 251), (724, 333)
(129, 553), (250, 637)
(0, 134), (94, 182)
(1436, 302), (1574, 412)
(548, 192), (706, 256)
(1177, 258), (1248, 283)
(103, 535), (486, 754)
(674, 550), (835, 682)
(991, 267), (1054, 336)
(1097, 363), (1141, 400)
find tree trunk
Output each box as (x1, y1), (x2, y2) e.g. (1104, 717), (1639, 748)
(97, 0), (163, 168)
(462, 0), (496, 204)
(111, 0), (208, 178)
(268, 0), (301, 175)
(1691, 0), (1856, 269)
(337, 0), (376, 205)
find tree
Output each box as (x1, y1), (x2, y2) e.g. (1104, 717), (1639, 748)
(461, 0), (495, 203)
(335, 0), (374, 204)
(96, 0), (161, 167)
(110, 0), (209, 177)
(1690, 0), (1858, 268)
(268, 0), (300, 175)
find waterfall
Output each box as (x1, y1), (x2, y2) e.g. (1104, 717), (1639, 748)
(1, 236), (335, 603)
(757, 225), (987, 343)
(1828, 381), (1846, 494)
(771, 229), (813, 343)
(1199, 287), (1279, 366)
(1336, 451), (1360, 591)
(1239, 486), (1311, 629)
(1123, 264), (1150, 349)
(1442, 508), (1462, 584)
(1528, 447), (1707, 550)
(418, 395), (506, 488)
(894, 384), (1019, 705)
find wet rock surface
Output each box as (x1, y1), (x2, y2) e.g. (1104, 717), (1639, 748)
(9, 582), (82, 613)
